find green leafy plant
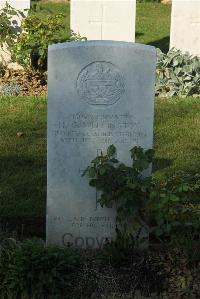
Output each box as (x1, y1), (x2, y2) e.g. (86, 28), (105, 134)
(0, 238), (80, 299)
(84, 145), (154, 245)
(0, 59), (6, 76)
(150, 173), (200, 249)
(84, 145), (200, 258)
(0, 3), (24, 52)
(11, 14), (86, 70)
(156, 48), (200, 97)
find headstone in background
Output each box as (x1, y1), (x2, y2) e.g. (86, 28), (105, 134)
(0, 0), (30, 15)
(170, 0), (200, 56)
(0, 0), (30, 68)
(47, 41), (156, 249)
(71, 0), (136, 42)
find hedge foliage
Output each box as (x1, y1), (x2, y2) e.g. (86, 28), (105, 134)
(0, 239), (80, 299)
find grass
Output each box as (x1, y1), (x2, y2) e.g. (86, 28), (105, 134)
(31, 1), (171, 52)
(0, 97), (46, 231)
(31, 0), (71, 39)
(136, 3), (171, 52)
(153, 97), (200, 180)
(0, 96), (200, 226)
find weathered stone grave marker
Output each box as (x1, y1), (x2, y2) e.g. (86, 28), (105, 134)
(71, 0), (136, 42)
(0, 0), (30, 13)
(0, 0), (30, 67)
(170, 0), (200, 56)
(47, 41), (156, 249)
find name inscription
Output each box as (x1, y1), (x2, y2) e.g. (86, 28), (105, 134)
(51, 112), (147, 144)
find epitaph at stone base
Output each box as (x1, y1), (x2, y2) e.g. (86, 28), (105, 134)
(47, 41), (156, 249)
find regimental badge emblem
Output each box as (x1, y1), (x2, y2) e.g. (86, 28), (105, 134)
(76, 61), (125, 105)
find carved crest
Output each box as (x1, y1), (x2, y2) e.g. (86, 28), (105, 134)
(76, 61), (125, 105)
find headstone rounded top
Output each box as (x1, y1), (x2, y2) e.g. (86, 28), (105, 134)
(48, 41), (156, 55)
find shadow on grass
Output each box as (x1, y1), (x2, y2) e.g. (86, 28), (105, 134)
(0, 155), (46, 238)
(147, 36), (170, 53)
(152, 158), (173, 172)
(136, 32), (144, 38)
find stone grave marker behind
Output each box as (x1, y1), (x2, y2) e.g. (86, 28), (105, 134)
(47, 41), (156, 249)
(0, 0), (30, 12)
(0, 0), (30, 68)
(170, 0), (200, 56)
(71, 0), (136, 42)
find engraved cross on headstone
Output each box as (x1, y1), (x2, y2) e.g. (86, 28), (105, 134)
(89, 6), (116, 39)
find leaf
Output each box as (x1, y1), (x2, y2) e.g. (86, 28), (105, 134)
(91, 156), (101, 164)
(150, 190), (157, 199)
(107, 144), (116, 157)
(169, 194), (180, 202)
(110, 158), (118, 163)
(99, 166), (106, 175)
(89, 179), (97, 187)
(88, 167), (96, 178)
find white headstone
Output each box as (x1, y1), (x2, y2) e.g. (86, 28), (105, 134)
(0, 0), (30, 67)
(71, 0), (136, 42)
(47, 41), (156, 249)
(170, 0), (200, 56)
(0, 0), (30, 11)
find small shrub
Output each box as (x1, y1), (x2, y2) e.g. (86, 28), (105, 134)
(156, 48), (200, 97)
(150, 173), (200, 252)
(0, 239), (80, 299)
(11, 14), (86, 70)
(84, 145), (200, 258)
(84, 145), (154, 245)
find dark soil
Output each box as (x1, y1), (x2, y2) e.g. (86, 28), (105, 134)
(0, 219), (199, 298)
(0, 68), (47, 96)
(69, 246), (200, 299)
(71, 249), (166, 298)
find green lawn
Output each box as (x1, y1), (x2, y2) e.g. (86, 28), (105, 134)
(31, 1), (171, 52)
(0, 96), (199, 226)
(136, 3), (171, 52)
(31, 0), (71, 39)
(153, 98), (200, 180)
(0, 97), (46, 232)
